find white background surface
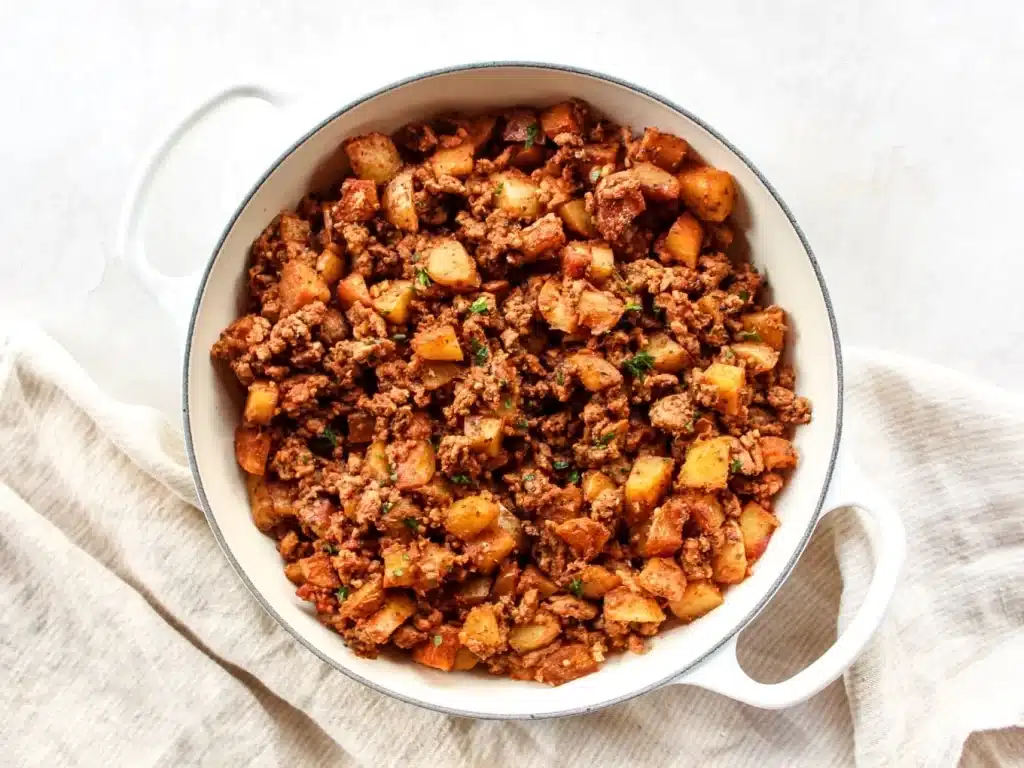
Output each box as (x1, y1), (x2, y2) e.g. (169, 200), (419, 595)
(2, 0), (1023, 419)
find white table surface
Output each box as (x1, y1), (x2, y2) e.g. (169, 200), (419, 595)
(2, 0), (1023, 421)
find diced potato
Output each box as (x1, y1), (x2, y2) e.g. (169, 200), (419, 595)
(624, 456), (675, 520)
(646, 332), (690, 373)
(508, 610), (561, 653)
(535, 643), (599, 686)
(731, 342), (780, 374)
(455, 576), (493, 607)
(430, 142), (475, 177)
(464, 416), (504, 458)
(739, 501), (780, 560)
(279, 212), (311, 245)
(638, 558), (687, 602)
(243, 380), (279, 426)
(293, 553), (339, 589)
(637, 496), (685, 556)
(539, 100), (585, 139)
(424, 238), (480, 291)
(496, 505), (527, 550)
(382, 169), (418, 232)
(741, 308), (787, 351)
(509, 142), (545, 169)
(454, 647), (480, 670)
(415, 542), (455, 591)
(445, 495), (499, 540)
(392, 440), (435, 490)
(569, 351), (623, 392)
(760, 437), (798, 471)
(713, 519), (747, 584)
(492, 171), (541, 221)
(687, 491), (725, 534)
(315, 248), (345, 286)
(582, 471), (616, 503)
(338, 576), (385, 620)
(459, 604), (503, 656)
(517, 565), (557, 599)
(464, 526), (517, 574)
(578, 290), (625, 335)
(343, 132), (402, 183)
(581, 143), (619, 179)
(603, 587), (666, 624)
(371, 280), (415, 325)
(420, 361), (463, 390)
(537, 279), (579, 333)
(364, 440), (391, 482)
(279, 260), (330, 317)
(657, 212), (703, 268)
(702, 363), (746, 415)
(669, 580), (724, 622)
(383, 546), (415, 588)
(578, 564), (622, 599)
(412, 625), (460, 671)
(521, 214), (567, 259)
(337, 273), (372, 309)
(553, 518), (611, 561)
(587, 242), (615, 284)
(556, 198), (597, 238)
(246, 474), (292, 533)
(467, 114), (498, 149)
(412, 325), (464, 361)
(235, 426), (271, 475)
(491, 559), (520, 598)
(634, 127), (690, 172)
(677, 165), (736, 222)
(631, 162), (680, 201)
(334, 178), (380, 223)
(679, 437), (732, 490)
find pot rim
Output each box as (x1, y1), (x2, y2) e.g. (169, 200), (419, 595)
(182, 60), (843, 720)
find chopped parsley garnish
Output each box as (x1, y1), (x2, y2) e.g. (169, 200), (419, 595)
(523, 473), (535, 482)
(556, 370), (565, 386)
(622, 350), (655, 379)
(722, 348), (735, 362)
(389, 467), (398, 483)
(323, 543), (338, 555)
(611, 267), (633, 293)
(516, 417), (529, 429)
(335, 586), (349, 602)
(415, 268), (432, 288)
(503, 397), (512, 409)
(568, 578), (584, 597)
(589, 167), (602, 184)
(391, 333), (407, 342)
(393, 568), (405, 577)
(730, 458), (743, 473)
(450, 474), (471, 485)
(432, 634), (443, 647)
(381, 501), (393, 514)
(468, 297), (490, 314)
(737, 330), (762, 342)
(568, 469), (581, 484)
(625, 301), (643, 313)
(402, 517), (419, 531)
(738, 290), (750, 302)
(553, 459), (570, 470)
(524, 123), (540, 150)
(309, 427), (338, 456)
(594, 432), (616, 448)
(684, 417), (696, 433)
(494, 181), (504, 196)
(470, 338), (489, 366)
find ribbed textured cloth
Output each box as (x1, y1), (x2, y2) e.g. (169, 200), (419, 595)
(1, 327), (1021, 767)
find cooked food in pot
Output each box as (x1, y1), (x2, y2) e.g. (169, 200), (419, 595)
(211, 99), (811, 686)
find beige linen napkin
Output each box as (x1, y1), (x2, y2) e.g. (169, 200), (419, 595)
(1, 326), (1021, 767)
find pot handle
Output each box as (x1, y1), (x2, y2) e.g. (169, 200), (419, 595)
(115, 84), (289, 349)
(670, 453), (906, 709)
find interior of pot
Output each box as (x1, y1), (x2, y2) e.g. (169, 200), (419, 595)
(185, 64), (841, 718)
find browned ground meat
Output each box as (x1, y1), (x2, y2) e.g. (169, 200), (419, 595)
(214, 100), (811, 687)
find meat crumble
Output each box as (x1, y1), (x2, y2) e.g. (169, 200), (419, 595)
(213, 100), (811, 686)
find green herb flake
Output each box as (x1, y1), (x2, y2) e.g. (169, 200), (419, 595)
(730, 458), (743, 473)
(569, 578), (584, 597)
(516, 417), (529, 430)
(625, 301), (643, 313)
(309, 427), (338, 456)
(494, 181), (504, 196)
(323, 543), (339, 555)
(450, 474), (471, 485)
(594, 432), (616, 448)
(589, 167), (602, 184)
(568, 469), (581, 484)
(523, 473), (535, 482)
(432, 634), (443, 647)
(738, 290), (750, 302)
(381, 501), (394, 514)
(402, 517), (419, 531)
(391, 333), (407, 342)
(611, 267), (633, 294)
(622, 350), (656, 379)
(737, 330), (762, 342)
(553, 459), (570, 471)
(335, 586), (349, 602)
(723, 348), (735, 362)
(402, 553), (411, 562)
(503, 397), (512, 409)
(389, 467), (398, 483)
(393, 568), (405, 577)
(468, 297), (490, 315)
(556, 370), (565, 386)
(415, 268), (432, 288)
(684, 417), (696, 433)
(524, 123), (540, 150)
(470, 338), (489, 366)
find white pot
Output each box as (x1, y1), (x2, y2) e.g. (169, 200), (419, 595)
(118, 63), (905, 719)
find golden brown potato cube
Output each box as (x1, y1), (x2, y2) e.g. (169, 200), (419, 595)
(315, 248), (345, 286)
(624, 456), (675, 519)
(517, 565), (557, 599)
(459, 604), (503, 657)
(413, 625), (461, 671)
(364, 440), (391, 482)
(679, 437), (732, 490)
(412, 324), (464, 361)
(465, 526), (517, 574)
(535, 643), (599, 686)
(491, 559), (520, 598)
(556, 198), (597, 238)
(739, 501), (780, 561)
(741, 307), (787, 351)
(702, 363), (746, 415)
(334, 178), (380, 223)
(338, 576), (385, 620)
(383, 546), (416, 588)
(337, 273), (372, 309)
(246, 474), (294, 533)
(631, 162), (681, 201)
(669, 580), (724, 622)
(371, 280), (415, 325)
(646, 333), (690, 373)
(509, 142), (545, 170)
(677, 165), (736, 222)
(578, 289), (625, 335)
(423, 238), (481, 291)
(553, 518), (611, 561)
(537, 279), (579, 333)
(453, 647), (480, 671)
(382, 169), (418, 233)
(582, 471), (616, 503)
(343, 132), (402, 183)
(279, 260), (330, 316)
(467, 114), (498, 149)
(243, 380), (279, 425)
(508, 610), (561, 653)
(687, 491), (725, 534)
(392, 440), (435, 490)
(539, 100), (585, 139)
(657, 212), (703, 268)
(731, 342), (780, 374)
(430, 142), (475, 178)
(464, 416), (504, 458)
(497, 504), (527, 549)
(363, 596), (416, 643)
(235, 426), (271, 475)
(578, 564), (622, 599)
(588, 242), (615, 284)
(419, 361), (463, 390)
(581, 142), (619, 179)
(603, 587), (666, 624)
(279, 212), (310, 245)
(455, 576), (493, 607)
(294, 553), (340, 589)
(760, 437), (798, 471)
(638, 558), (687, 602)
(569, 351), (623, 392)
(445, 495), (499, 540)
(492, 171), (541, 221)
(638, 496), (685, 556)
(634, 127), (690, 172)
(415, 541), (455, 591)
(713, 519), (747, 584)
(521, 213), (567, 259)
